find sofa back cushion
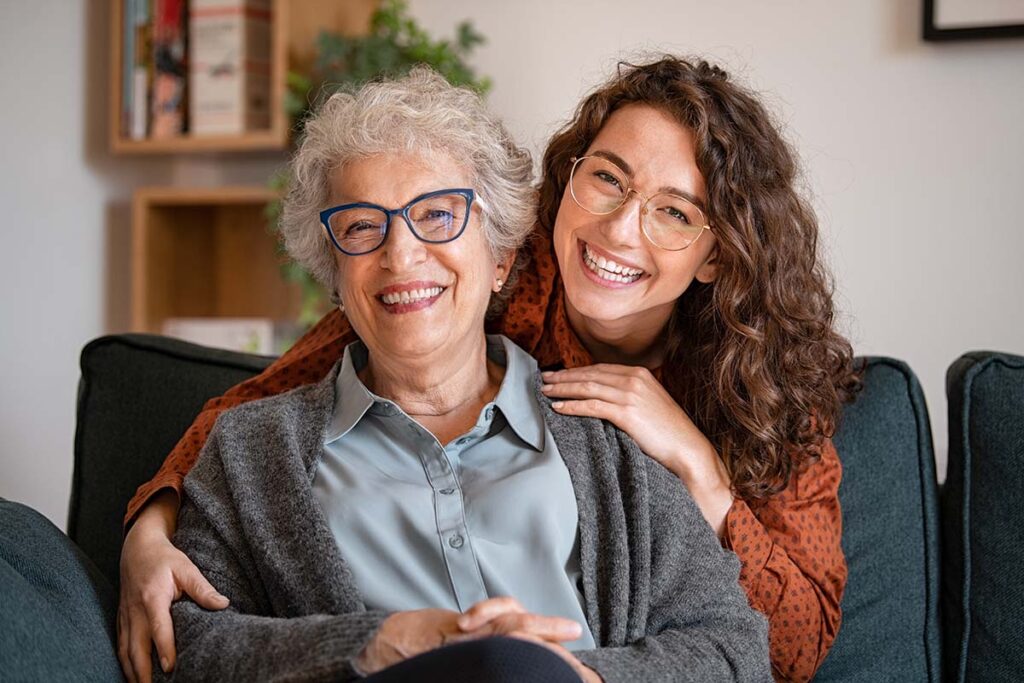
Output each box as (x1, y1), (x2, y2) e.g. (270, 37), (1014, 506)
(815, 358), (941, 682)
(943, 351), (1024, 683)
(70, 334), (271, 589)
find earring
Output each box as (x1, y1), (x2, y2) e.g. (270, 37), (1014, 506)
(330, 290), (345, 312)
(495, 278), (504, 292)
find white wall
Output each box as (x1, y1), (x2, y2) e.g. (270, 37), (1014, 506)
(0, 0), (1021, 529)
(408, 0), (1024, 476)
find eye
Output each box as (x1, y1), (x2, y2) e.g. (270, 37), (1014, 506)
(660, 206), (692, 225)
(594, 170), (623, 189)
(424, 209), (454, 222)
(344, 220), (380, 236)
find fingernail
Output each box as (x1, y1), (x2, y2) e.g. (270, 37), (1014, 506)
(541, 371), (554, 377)
(457, 615), (471, 629)
(161, 657), (170, 672)
(541, 384), (552, 391)
(551, 401), (564, 409)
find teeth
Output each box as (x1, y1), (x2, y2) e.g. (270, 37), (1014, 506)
(381, 286), (444, 305)
(582, 244), (644, 282)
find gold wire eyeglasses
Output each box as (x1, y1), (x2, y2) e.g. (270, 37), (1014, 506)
(569, 155), (712, 251)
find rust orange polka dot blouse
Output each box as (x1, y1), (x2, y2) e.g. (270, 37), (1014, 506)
(126, 228), (846, 682)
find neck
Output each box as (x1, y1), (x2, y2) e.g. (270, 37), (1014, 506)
(565, 297), (672, 368)
(359, 336), (502, 419)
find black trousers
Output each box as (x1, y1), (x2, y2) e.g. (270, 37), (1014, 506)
(363, 636), (584, 682)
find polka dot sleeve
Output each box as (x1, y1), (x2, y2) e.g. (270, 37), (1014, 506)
(723, 438), (847, 682)
(123, 308), (359, 528)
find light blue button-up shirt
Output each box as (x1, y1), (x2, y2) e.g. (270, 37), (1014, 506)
(312, 335), (595, 650)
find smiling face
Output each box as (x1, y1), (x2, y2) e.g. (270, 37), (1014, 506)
(329, 152), (506, 363)
(552, 104), (719, 336)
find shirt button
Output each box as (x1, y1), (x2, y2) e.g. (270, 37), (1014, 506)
(448, 534), (465, 549)
(439, 487), (456, 495)
(456, 437), (470, 446)
(485, 407), (495, 419)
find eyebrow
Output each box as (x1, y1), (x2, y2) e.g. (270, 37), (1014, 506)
(590, 149), (707, 211)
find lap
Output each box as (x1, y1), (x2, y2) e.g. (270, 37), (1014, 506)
(364, 636), (583, 683)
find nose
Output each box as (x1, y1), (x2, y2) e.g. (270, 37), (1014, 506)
(600, 190), (644, 248)
(377, 214), (428, 272)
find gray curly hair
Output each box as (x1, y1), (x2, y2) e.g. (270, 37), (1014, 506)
(280, 67), (536, 307)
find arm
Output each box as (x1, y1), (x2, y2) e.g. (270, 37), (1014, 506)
(541, 366), (845, 679)
(118, 309), (356, 683)
(722, 439), (846, 682)
(575, 457), (771, 683)
(159, 427), (389, 683)
(123, 307), (356, 528)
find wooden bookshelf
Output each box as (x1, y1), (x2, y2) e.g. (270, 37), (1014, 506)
(131, 186), (303, 333)
(110, 0), (377, 155)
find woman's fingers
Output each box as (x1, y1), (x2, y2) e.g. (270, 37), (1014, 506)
(487, 613), (583, 642)
(542, 379), (630, 405)
(550, 398), (618, 421)
(144, 589), (175, 674)
(116, 604), (136, 683)
(457, 596), (525, 631)
(128, 605), (154, 683)
(177, 561), (230, 610)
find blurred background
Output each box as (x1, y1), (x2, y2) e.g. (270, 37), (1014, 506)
(1, 0), (1022, 529)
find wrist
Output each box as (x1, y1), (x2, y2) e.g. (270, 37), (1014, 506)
(133, 489), (180, 540)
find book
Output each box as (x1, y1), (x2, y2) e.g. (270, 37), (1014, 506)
(162, 317), (276, 354)
(189, 0), (272, 136)
(150, 0), (188, 138)
(130, 0), (153, 140)
(121, 0), (134, 137)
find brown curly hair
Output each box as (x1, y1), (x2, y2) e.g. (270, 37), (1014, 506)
(538, 56), (861, 502)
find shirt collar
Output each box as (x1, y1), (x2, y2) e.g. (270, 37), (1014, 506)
(487, 335), (545, 452)
(324, 341), (376, 443)
(325, 336), (546, 452)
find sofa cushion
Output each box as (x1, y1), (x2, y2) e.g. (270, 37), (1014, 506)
(70, 334), (272, 589)
(0, 498), (122, 681)
(815, 358), (941, 682)
(943, 351), (1024, 683)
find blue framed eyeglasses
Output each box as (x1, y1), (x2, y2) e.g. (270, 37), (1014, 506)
(320, 188), (478, 256)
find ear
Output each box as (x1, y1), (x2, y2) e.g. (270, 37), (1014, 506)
(694, 245), (719, 284)
(493, 249), (517, 292)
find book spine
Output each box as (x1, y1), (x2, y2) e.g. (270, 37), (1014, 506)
(150, 0), (188, 138)
(122, 0), (134, 138)
(189, 0), (271, 136)
(130, 0), (152, 140)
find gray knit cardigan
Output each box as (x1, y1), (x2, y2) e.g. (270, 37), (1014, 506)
(161, 362), (770, 682)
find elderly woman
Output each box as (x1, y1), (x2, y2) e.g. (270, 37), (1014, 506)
(154, 69), (768, 683)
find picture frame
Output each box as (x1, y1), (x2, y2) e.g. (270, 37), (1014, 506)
(923, 0), (1024, 41)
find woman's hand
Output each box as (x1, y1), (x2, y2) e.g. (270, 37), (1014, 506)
(541, 364), (734, 536)
(457, 597), (600, 682)
(357, 598), (584, 675)
(117, 490), (229, 683)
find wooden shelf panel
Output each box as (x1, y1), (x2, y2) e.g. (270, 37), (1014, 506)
(132, 186), (302, 333)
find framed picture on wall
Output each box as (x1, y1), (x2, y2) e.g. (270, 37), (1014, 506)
(923, 0), (1024, 41)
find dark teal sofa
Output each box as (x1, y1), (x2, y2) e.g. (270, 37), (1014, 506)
(1, 334), (1021, 681)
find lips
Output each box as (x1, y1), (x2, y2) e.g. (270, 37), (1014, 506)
(580, 241), (646, 284)
(375, 280), (448, 312)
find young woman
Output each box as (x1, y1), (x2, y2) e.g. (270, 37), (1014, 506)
(119, 56), (858, 683)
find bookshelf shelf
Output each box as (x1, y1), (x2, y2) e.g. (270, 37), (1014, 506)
(109, 0), (377, 155)
(131, 186), (302, 334)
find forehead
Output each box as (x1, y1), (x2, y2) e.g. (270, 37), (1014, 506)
(586, 104), (706, 198)
(329, 152), (472, 206)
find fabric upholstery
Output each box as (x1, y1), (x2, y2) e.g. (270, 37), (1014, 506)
(815, 358), (941, 682)
(942, 351), (1024, 683)
(69, 334), (272, 589)
(0, 498), (122, 682)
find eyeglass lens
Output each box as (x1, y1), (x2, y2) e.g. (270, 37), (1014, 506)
(570, 156), (706, 250)
(327, 192), (471, 255)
